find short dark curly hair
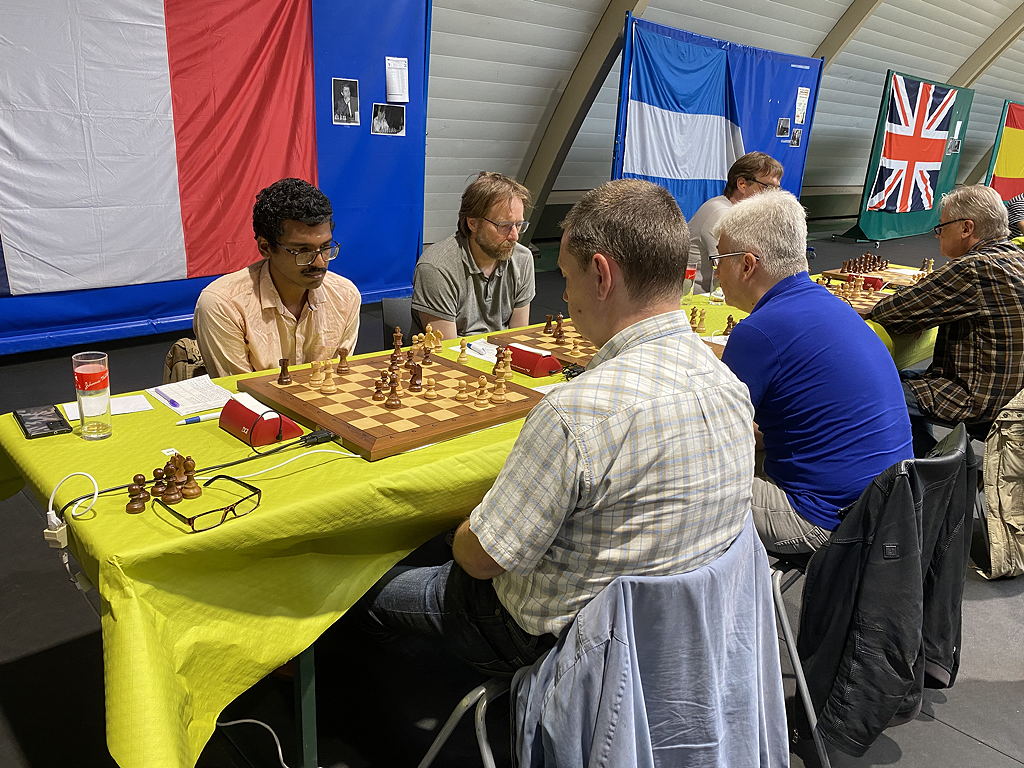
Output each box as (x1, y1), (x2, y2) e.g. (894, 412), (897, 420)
(252, 178), (333, 246)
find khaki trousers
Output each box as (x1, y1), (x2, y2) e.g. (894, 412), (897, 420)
(751, 467), (831, 556)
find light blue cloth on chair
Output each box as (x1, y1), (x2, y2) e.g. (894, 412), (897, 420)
(511, 518), (789, 768)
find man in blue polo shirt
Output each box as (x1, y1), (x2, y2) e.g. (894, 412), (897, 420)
(714, 189), (912, 554)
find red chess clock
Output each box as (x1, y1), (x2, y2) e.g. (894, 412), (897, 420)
(507, 343), (563, 378)
(220, 393), (302, 447)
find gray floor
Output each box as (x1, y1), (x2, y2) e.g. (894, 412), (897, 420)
(1, 226), (1022, 767)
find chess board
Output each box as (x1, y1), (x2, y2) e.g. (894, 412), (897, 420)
(821, 267), (922, 287)
(488, 320), (599, 367)
(827, 289), (887, 317)
(237, 352), (543, 461)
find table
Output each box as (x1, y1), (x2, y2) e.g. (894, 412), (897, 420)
(0, 305), (935, 767)
(0, 341), (556, 768)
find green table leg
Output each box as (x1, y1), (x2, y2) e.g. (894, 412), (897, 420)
(295, 646), (318, 768)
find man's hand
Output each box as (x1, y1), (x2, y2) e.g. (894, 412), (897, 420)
(453, 518), (505, 579)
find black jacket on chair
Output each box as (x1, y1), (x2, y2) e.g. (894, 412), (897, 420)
(796, 425), (977, 757)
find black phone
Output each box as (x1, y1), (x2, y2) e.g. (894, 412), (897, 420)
(13, 405), (74, 439)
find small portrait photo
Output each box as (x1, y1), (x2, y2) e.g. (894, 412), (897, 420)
(776, 117), (791, 138)
(789, 128), (802, 148)
(332, 78), (359, 126)
(370, 103), (406, 136)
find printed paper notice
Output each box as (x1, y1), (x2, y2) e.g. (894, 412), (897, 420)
(386, 56), (409, 103)
(795, 87), (810, 125)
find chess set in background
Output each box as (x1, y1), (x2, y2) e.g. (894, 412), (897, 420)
(238, 329), (543, 460)
(821, 252), (934, 288)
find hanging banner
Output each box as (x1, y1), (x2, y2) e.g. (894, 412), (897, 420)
(612, 15), (823, 219)
(844, 70), (973, 241)
(985, 100), (1024, 200)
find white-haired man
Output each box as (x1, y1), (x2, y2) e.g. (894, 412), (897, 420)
(715, 189), (912, 554)
(870, 185), (1024, 454)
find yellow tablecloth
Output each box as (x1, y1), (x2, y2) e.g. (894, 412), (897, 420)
(0, 344), (561, 768)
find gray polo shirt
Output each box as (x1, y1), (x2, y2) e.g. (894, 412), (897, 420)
(411, 233), (535, 335)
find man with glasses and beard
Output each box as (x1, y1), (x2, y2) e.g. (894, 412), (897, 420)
(194, 178), (361, 377)
(412, 172), (535, 339)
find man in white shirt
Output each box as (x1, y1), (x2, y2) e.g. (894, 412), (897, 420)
(688, 152), (783, 291)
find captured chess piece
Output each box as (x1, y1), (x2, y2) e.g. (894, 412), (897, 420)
(277, 359), (292, 385)
(161, 469), (183, 505)
(125, 478), (147, 514)
(181, 457), (202, 500)
(152, 467), (167, 497)
(335, 347), (350, 374)
(457, 338), (469, 363)
(133, 474), (151, 503)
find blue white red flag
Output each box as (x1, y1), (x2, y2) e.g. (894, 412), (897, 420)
(867, 74), (957, 213)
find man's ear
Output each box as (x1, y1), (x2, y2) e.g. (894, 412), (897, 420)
(257, 237), (273, 259)
(742, 251), (759, 276)
(592, 252), (615, 301)
(465, 217), (479, 236)
(961, 219), (976, 238)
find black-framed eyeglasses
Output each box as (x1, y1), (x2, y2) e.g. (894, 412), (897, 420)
(745, 177), (780, 190)
(156, 475), (262, 533)
(932, 218), (969, 235)
(709, 251), (758, 269)
(481, 217), (530, 235)
(277, 240), (340, 266)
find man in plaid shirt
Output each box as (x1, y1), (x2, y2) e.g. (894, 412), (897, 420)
(869, 185), (1024, 453)
(359, 179), (755, 674)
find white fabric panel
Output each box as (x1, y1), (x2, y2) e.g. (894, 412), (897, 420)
(0, 0), (185, 295)
(623, 101), (744, 181)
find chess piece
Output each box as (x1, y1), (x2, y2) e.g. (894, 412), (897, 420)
(133, 474), (150, 503)
(405, 349), (416, 370)
(151, 467), (167, 497)
(181, 458), (202, 500)
(372, 380), (386, 401)
(161, 473), (183, 505)
(421, 345), (433, 366)
(455, 380), (470, 402)
(408, 363), (423, 392)
(457, 338), (469, 363)
(423, 377), (438, 400)
(384, 375), (403, 409)
(393, 326), (403, 350)
(277, 359), (292, 385)
(309, 360), (324, 387)
(553, 313), (565, 341)
(490, 379), (507, 404)
(543, 314), (554, 334)
(569, 339), (582, 357)
(335, 348), (350, 374)
(724, 315), (736, 336)
(125, 481), (146, 514)
(474, 375), (489, 406)
(689, 306), (699, 331)
(696, 309), (706, 333)
(492, 346), (507, 376)
(171, 455), (187, 487)
(320, 368), (338, 394)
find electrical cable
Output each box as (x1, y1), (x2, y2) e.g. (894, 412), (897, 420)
(215, 718), (324, 768)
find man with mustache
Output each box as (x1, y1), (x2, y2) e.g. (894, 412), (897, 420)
(412, 171), (535, 339)
(194, 178), (360, 377)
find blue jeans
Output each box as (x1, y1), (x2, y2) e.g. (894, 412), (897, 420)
(900, 366), (939, 457)
(359, 561), (555, 677)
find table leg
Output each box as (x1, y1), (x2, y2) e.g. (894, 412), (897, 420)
(295, 645), (318, 768)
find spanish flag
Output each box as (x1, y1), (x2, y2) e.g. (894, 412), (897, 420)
(989, 101), (1024, 199)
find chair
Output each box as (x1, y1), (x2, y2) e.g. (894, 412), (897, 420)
(416, 678), (509, 768)
(382, 296), (417, 342)
(162, 337), (206, 383)
(778, 424), (975, 759)
(421, 520), (789, 768)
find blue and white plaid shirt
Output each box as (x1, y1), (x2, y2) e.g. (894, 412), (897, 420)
(471, 310), (755, 635)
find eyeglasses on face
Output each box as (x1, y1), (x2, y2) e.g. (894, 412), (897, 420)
(481, 217), (530, 235)
(277, 240), (341, 266)
(156, 474), (262, 533)
(745, 177), (780, 190)
(709, 251), (758, 269)
(932, 218), (969, 236)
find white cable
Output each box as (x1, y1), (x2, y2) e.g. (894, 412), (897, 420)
(196, 448), (358, 482)
(216, 718), (324, 768)
(47, 472), (100, 527)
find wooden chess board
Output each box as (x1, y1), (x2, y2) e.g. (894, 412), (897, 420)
(827, 289), (887, 317)
(821, 267), (922, 287)
(488, 320), (599, 367)
(237, 351), (543, 461)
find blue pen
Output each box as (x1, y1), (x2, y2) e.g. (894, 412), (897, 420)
(175, 412), (220, 426)
(154, 387), (181, 408)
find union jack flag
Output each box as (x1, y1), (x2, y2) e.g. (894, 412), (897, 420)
(867, 74), (957, 213)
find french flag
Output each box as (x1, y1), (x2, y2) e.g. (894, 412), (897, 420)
(0, 0), (316, 296)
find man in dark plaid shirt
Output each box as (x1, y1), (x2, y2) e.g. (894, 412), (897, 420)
(869, 184), (1024, 454)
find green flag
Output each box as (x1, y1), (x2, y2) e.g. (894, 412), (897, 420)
(844, 70), (973, 242)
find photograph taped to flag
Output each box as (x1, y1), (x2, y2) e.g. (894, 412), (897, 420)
(867, 74), (956, 214)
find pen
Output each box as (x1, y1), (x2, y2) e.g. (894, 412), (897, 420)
(154, 388), (181, 408)
(175, 412), (220, 426)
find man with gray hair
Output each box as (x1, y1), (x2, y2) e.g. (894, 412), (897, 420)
(870, 184), (1024, 454)
(715, 189), (911, 553)
(360, 178), (757, 673)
